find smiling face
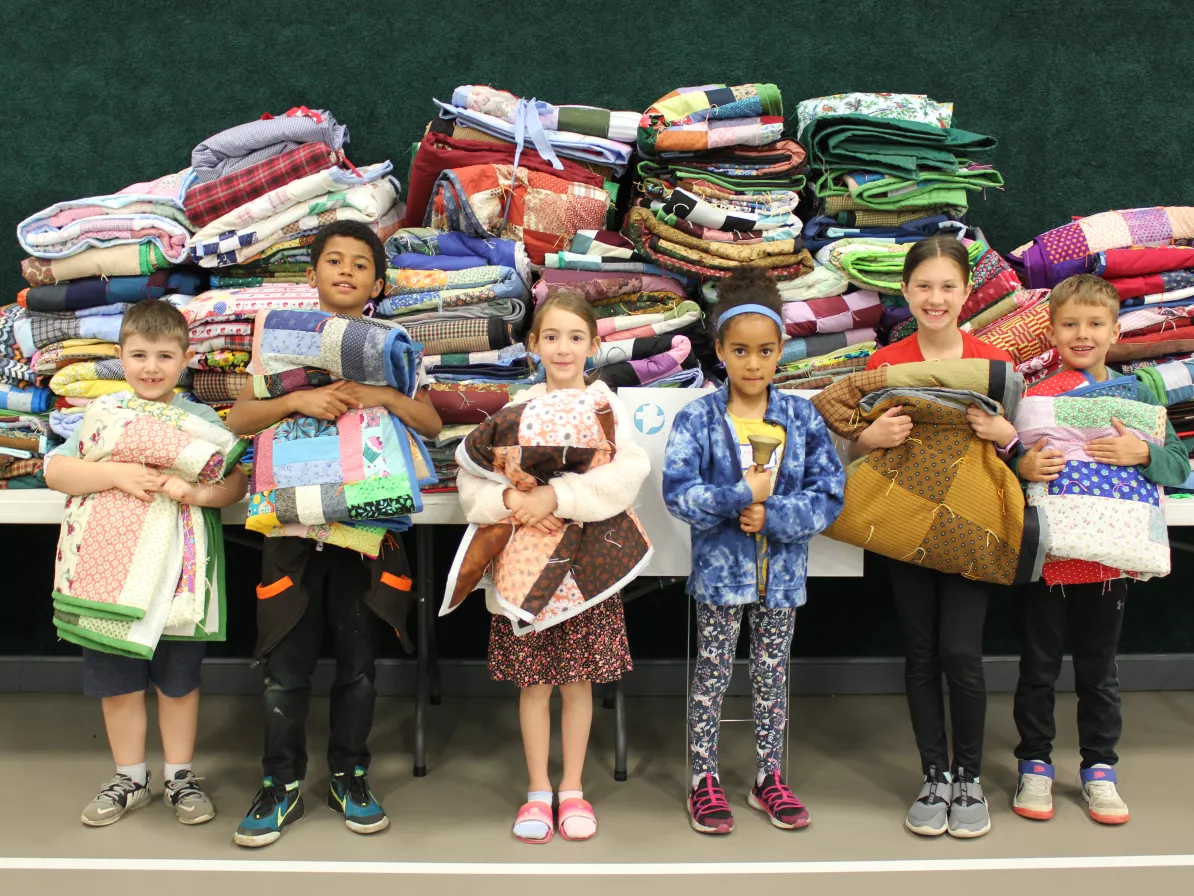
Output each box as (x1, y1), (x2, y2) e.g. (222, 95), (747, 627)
(308, 235), (384, 315)
(901, 255), (972, 334)
(116, 334), (192, 403)
(530, 306), (598, 391)
(1047, 299), (1119, 380)
(715, 313), (781, 401)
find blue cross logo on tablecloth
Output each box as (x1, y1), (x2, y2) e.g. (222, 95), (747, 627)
(634, 403), (666, 436)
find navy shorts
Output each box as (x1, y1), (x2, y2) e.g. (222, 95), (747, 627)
(82, 641), (206, 699)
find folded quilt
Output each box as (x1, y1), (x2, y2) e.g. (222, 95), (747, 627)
(637, 140), (808, 194)
(703, 265), (851, 305)
(184, 142), (341, 228)
(51, 395), (242, 656)
(424, 343), (526, 371)
(1008, 207), (1194, 288)
(780, 329), (876, 365)
(22, 244), (172, 286)
(783, 291), (883, 337)
(18, 170), (194, 261)
(1149, 358), (1194, 405)
(813, 166), (1002, 211)
(27, 311), (123, 351)
(404, 317), (517, 356)
(443, 389), (651, 634)
(637, 84), (783, 156)
(450, 85), (639, 144)
(189, 321), (255, 354)
(31, 339), (120, 375)
(800, 113), (996, 179)
(385, 228), (531, 286)
(1101, 267), (1194, 301)
(822, 237), (985, 295)
(18, 270), (206, 313)
(433, 98), (633, 175)
(247, 310), (422, 395)
(597, 300), (703, 341)
(192, 370), (250, 405)
(532, 269), (685, 305)
(427, 382), (521, 424)
(969, 288), (1053, 364)
(0, 382), (53, 413)
(383, 263), (524, 303)
(189, 166), (398, 266)
(1015, 384), (1169, 584)
(188, 351), (249, 372)
(191, 107), (348, 183)
(802, 213), (964, 254)
(426, 164), (610, 265)
(796, 93), (955, 137)
(1118, 306), (1194, 336)
(1093, 246), (1194, 280)
(181, 285), (321, 326)
(811, 360), (1041, 585)
(643, 185), (801, 233)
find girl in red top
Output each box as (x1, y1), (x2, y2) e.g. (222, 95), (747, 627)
(859, 237), (1015, 840)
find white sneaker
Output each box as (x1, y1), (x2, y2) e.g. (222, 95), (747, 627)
(1012, 759), (1054, 820)
(1080, 764), (1129, 825)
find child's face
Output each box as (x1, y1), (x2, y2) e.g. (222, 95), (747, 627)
(530, 307), (598, 390)
(901, 256), (971, 334)
(308, 235), (384, 315)
(116, 334), (192, 403)
(715, 315), (781, 401)
(1047, 301), (1119, 374)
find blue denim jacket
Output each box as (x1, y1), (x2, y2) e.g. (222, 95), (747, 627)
(662, 383), (845, 608)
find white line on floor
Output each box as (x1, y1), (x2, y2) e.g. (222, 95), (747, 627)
(2, 855), (1194, 875)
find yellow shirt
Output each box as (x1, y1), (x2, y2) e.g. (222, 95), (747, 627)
(728, 413), (786, 474)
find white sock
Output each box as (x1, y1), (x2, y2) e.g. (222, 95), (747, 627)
(116, 762), (147, 786)
(164, 762), (192, 782)
(513, 790), (552, 841)
(756, 771), (767, 786)
(558, 790), (595, 839)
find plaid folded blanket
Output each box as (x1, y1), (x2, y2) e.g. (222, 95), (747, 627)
(1016, 376), (1169, 584)
(190, 107), (347, 183)
(638, 84), (783, 156)
(443, 389), (651, 634)
(404, 317), (517, 356)
(811, 360), (1042, 585)
(52, 395), (243, 658)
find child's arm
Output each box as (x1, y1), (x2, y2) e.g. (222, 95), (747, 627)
(663, 404), (753, 531)
(338, 382), (442, 439)
(159, 468), (249, 508)
(456, 466), (517, 525)
(760, 405), (845, 544)
(224, 380), (353, 437)
(548, 396), (650, 523)
(44, 455), (162, 503)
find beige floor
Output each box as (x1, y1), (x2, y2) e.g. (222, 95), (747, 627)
(1, 691), (1193, 896)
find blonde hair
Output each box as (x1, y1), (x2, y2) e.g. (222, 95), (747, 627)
(1048, 274), (1120, 320)
(119, 300), (190, 352)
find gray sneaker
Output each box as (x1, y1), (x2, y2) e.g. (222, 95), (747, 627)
(164, 769), (216, 825)
(905, 767), (950, 836)
(81, 772), (152, 827)
(948, 769), (991, 838)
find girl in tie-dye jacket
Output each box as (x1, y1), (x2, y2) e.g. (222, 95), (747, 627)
(662, 267), (844, 836)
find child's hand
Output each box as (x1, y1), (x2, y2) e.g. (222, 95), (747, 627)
(111, 464), (163, 503)
(857, 406), (913, 451)
(1087, 419), (1152, 467)
(739, 503), (766, 533)
(503, 488), (526, 515)
(513, 485), (559, 527)
(290, 382), (351, 421)
(744, 467), (772, 504)
(527, 514), (566, 535)
(1018, 437), (1066, 482)
(966, 406), (1017, 445)
(337, 382), (390, 410)
(158, 475), (200, 504)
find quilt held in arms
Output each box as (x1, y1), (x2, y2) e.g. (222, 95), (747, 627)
(811, 360), (1044, 585)
(245, 309), (434, 555)
(442, 389), (652, 635)
(52, 395), (244, 659)
(1016, 371), (1169, 585)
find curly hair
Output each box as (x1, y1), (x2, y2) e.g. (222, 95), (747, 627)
(710, 267), (783, 344)
(310, 220), (387, 283)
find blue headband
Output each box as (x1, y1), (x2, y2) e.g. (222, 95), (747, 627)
(717, 303), (784, 334)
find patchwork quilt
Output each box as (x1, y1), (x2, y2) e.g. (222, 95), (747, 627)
(442, 389), (652, 634)
(811, 360), (1044, 585)
(637, 84), (784, 156)
(1016, 372), (1170, 584)
(51, 395), (244, 658)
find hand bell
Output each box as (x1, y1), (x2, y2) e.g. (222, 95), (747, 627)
(747, 434), (781, 469)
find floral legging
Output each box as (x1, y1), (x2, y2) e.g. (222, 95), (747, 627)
(689, 602), (797, 779)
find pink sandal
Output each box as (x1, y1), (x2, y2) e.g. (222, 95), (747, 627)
(557, 797), (597, 841)
(513, 800), (554, 844)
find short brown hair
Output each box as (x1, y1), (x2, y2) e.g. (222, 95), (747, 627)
(902, 235), (971, 284)
(1048, 274), (1119, 320)
(119, 300), (190, 352)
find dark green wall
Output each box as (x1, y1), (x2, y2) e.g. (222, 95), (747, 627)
(3, 0), (1193, 659)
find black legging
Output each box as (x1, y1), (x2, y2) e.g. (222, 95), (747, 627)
(888, 559), (990, 777)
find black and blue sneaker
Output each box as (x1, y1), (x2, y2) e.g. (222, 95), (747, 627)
(328, 767), (389, 834)
(234, 777), (305, 848)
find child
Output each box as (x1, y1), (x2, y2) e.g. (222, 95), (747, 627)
(45, 300), (249, 827)
(225, 221), (442, 847)
(455, 292), (649, 844)
(662, 267), (844, 835)
(1011, 274), (1188, 824)
(862, 236), (1015, 839)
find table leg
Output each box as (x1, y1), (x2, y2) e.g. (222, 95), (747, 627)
(413, 529), (433, 778)
(614, 679), (627, 782)
(428, 613), (442, 707)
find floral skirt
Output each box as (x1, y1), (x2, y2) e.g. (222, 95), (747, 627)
(488, 596), (632, 688)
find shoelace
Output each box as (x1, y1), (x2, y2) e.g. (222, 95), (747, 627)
(758, 777), (805, 812)
(249, 783), (289, 819)
(1021, 775), (1051, 798)
(691, 775), (731, 817)
(166, 774), (206, 804)
(955, 779), (984, 808)
(98, 775), (140, 804)
(347, 774), (372, 808)
(1085, 780), (1118, 802)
